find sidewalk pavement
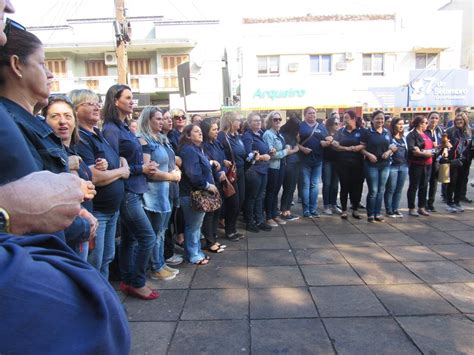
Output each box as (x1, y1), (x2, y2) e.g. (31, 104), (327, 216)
(118, 192), (474, 354)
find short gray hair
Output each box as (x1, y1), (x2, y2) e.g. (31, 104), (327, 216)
(68, 89), (99, 107)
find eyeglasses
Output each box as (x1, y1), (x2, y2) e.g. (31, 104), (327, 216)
(4, 18), (26, 37)
(174, 115), (186, 121)
(273, 118), (282, 122)
(78, 101), (102, 109)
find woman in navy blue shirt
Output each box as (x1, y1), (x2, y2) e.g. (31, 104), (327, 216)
(242, 113), (272, 232)
(102, 84), (159, 300)
(361, 110), (396, 222)
(178, 124), (218, 265)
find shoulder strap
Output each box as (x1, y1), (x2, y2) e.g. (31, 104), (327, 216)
(300, 122), (319, 146)
(224, 133), (236, 164)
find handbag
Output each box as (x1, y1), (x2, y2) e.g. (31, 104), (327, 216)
(224, 133), (237, 183)
(222, 176), (236, 198)
(438, 163), (450, 183)
(190, 190), (222, 212)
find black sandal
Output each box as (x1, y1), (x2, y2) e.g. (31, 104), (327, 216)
(196, 258), (210, 265)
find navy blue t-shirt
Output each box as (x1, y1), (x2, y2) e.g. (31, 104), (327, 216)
(391, 136), (408, 166)
(334, 127), (365, 165)
(77, 127), (125, 213)
(361, 127), (392, 167)
(299, 121), (328, 166)
(217, 131), (246, 169)
(241, 129), (271, 174)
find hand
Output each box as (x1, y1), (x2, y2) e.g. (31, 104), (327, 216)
(94, 158), (108, 171)
(143, 161), (158, 176)
(210, 160), (221, 171)
(259, 154), (271, 161)
(301, 146), (312, 155)
(207, 184), (219, 194)
(269, 148), (276, 156)
(0, 171), (83, 235)
(219, 172), (226, 182)
(80, 179), (96, 201)
(120, 157), (129, 169)
(326, 136), (334, 143)
(79, 208), (98, 240)
(120, 166), (130, 179)
(367, 153), (378, 163)
(381, 151), (391, 160)
(223, 160), (232, 169)
(68, 155), (81, 171)
(171, 169), (181, 182)
(175, 156), (182, 168)
(292, 145), (299, 153)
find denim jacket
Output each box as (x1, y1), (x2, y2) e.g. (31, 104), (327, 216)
(1, 97), (68, 174)
(178, 143), (214, 196)
(263, 128), (287, 169)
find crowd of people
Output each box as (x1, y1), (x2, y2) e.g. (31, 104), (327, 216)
(0, 3), (473, 351)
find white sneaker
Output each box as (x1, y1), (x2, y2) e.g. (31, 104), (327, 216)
(323, 207), (333, 215)
(266, 219), (279, 227)
(166, 254), (184, 266)
(273, 217), (287, 225)
(446, 205), (457, 213)
(455, 204), (464, 212)
(163, 264), (179, 275)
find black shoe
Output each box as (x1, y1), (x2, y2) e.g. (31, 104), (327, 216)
(246, 223), (260, 233)
(358, 203), (366, 210)
(226, 233), (240, 241)
(461, 197), (472, 204)
(257, 222), (272, 231)
(427, 205), (437, 213)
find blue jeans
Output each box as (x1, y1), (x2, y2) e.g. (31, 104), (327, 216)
(384, 164), (408, 214)
(180, 196), (206, 264)
(119, 192), (156, 288)
(322, 160), (339, 208)
(88, 210), (119, 279)
(364, 163), (390, 217)
(75, 241), (89, 261)
(147, 210), (172, 271)
(300, 163), (322, 214)
(243, 169), (268, 225)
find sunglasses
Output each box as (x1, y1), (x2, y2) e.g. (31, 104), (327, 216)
(174, 115), (186, 121)
(4, 18), (26, 37)
(273, 118), (282, 122)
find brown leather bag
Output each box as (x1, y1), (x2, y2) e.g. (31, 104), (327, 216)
(222, 177), (236, 198)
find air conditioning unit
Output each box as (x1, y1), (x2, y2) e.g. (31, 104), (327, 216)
(344, 52), (355, 61)
(288, 63), (299, 72)
(104, 52), (117, 66)
(336, 62), (347, 70)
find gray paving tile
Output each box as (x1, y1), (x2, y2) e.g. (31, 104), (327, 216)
(367, 232), (419, 246)
(191, 266), (248, 289)
(355, 223), (401, 234)
(129, 322), (175, 355)
(283, 224), (324, 236)
(287, 235), (333, 249)
(124, 290), (187, 321)
(406, 231), (465, 245)
(319, 224), (361, 235)
(397, 315), (474, 354)
(147, 266), (195, 289)
(351, 262), (422, 285)
(454, 259), (474, 273)
(383, 245), (446, 262)
(181, 289), (248, 320)
(251, 319), (334, 354)
(248, 266), (306, 288)
(205, 250), (248, 267)
(432, 283), (474, 313)
(428, 220), (473, 232)
(447, 230), (474, 244)
(168, 320), (250, 354)
(371, 284), (459, 316)
(247, 249), (296, 266)
(301, 264), (364, 286)
(248, 236), (289, 250)
(430, 244), (474, 260)
(403, 261), (474, 283)
(310, 285), (388, 317)
(294, 248), (346, 265)
(326, 233), (376, 247)
(249, 287), (318, 319)
(324, 317), (420, 355)
(337, 245), (397, 263)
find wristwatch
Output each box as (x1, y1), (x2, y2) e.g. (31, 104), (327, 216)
(0, 208), (10, 233)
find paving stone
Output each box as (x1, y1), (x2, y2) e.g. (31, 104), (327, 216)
(294, 248), (346, 265)
(432, 283), (474, 313)
(324, 317), (419, 355)
(406, 231), (465, 245)
(168, 320), (250, 354)
(310, 285), (387, 317)
(337, 246), (397, 263)
(249, 287), (318, 319)
(319, 224), (361, 235)
(325, 233), (376, 247)
(223, 237), (248, 250)
(430, 244), (474, 260)
(301, 264), (364, 286)
(181, 289), (249, 320)
(255, 226), (286, 237)
(351, 262), (422, 285)
(248, 266), (306, 288)
(355, 223), (401, 234)
(251, 319), (333, 354)
(192, 266), (248, 289)
(147, 266), (195, 290)
(454, 259), (474, 273)
(393, 221), (438, 233)
(125, 290), (187, 321)
(383, 245), (446, 262)
(205, 250), (248, 267)
(371, 284), (459, 316)
(287, 235), (333, 249)
(403, 261), (474, 283)
(247, 249), (296, 266)
(129, 322), (175, 355)
(283, 224), (324, 236)
(248, 236), (289, 250)
(447, 230), (474, 244)
(397, 315), (474, 354)
(367, 232), (419, 246)
(428, 221), (473, 232)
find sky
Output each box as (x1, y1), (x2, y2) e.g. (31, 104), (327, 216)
(11, 0), (449, 27)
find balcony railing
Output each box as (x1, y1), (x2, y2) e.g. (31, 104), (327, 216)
(50, 74), (180, 94)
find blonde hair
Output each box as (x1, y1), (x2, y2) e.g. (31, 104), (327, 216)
(137, 106), (164, 142)
(68, 89), (100, 107)
(220, 111), (239, 132)
(264, 111), (282, 130)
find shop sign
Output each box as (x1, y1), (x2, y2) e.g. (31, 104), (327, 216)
(253, 88), (306, 100)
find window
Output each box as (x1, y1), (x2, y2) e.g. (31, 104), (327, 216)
(45, 59), (66, 92)
(85, 60), (108, 91)
(362, 53), (384, 76)
(310, 55), (332, 74)
(257, 56), (280, 76)
(415, 53), (438, 69)
(129, 59), (151, 90)
(161, 55), (189, 88)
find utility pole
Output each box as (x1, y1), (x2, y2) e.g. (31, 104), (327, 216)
(114, 0), (130, 85)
